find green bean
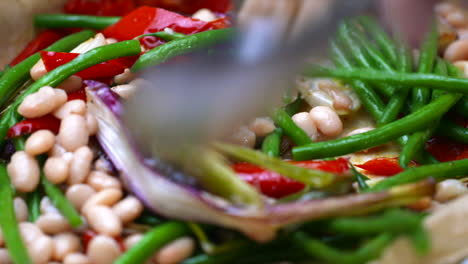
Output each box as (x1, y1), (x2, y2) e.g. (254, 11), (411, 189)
(379, 44), (413, 125)
(337, 22), (394, 97)
(412, 22), (438, 111)
(351, 165), (369, 191)
(371, 159), (468, 191)
(294, 232), (393, 264)
(42, 174), (83, 227)
(26, 190), (42, 222)
(327, 209), (421, 236)
(453, 97), (468, 118)
(0, 30), (95, 110)
(304, 66), (468, 94)
(0, 40), (142, 147)
(409, 225), (431, 255)
(436, 118), (468, 144)
(272, 108), (312, 146)
(261, 128), (282, 157)
(330, 40), (384, 120)
(35, 14), (120, 30)
(284, 97), (303, 116)
(214, 142), (335, 188)
(0, 164), (32, 264)
(132, 28), (234, 72)
(292, 93), (461, 160)
(115, 222), (189, 264)
(137, 32), (187, 41)
(399, 59), (449, 168)
(357, 16), (398, 65)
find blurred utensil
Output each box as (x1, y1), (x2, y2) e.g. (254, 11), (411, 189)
(123, 0), (372, 159)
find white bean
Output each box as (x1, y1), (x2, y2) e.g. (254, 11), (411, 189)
(248, 117), (275, 137)
(309, 106), (343, 137)
(87, 235), (121, 264)
(344, 127), (374, 137)
(112, 196), (144, 224)
(114, 68), (134, 84)
(106, 38), (118, 45)
(20, 223), (43, 243)
(292, 112), (318, 140)
(228, 126), (256, 148)
(444, 39), (468, 62)
(86, 171), (121, 191)
(68, 146), (93, 185)
(14, 197), (28, 222)
(0, 248), (11, 264)
(154, 237), (195, 264)
(435, 179), (468, 202)
(446, 10), (468, 28)
(52, 233), (81, 261)
(85, 113), (98, 136)
(71, 33), (107, 54)
(40, 197), (59, 215)
(123, 234), (143, 249)
(66, 184), (96, 211)
(192, 8), (217, 22)
(82, 188), (122, 216)
(18, 86), (67, 118)
(63, 253), (91, 264)
(48, 144), (67, 157)
(86, 205), (122, 237)
(30, 60), (47, 81)
(30, 235), (54, 264)
(25, 130), (56, 156)
(58, 114), (89, 152)
(94, 158), (112, 174)
(36, 214), (71, 235)
(7, 151), (40, 192)
(53, 100), (86, 120)
(111, 84), (137, 99)
(57, 75), (83, 93)
(44, 157), (70, 184)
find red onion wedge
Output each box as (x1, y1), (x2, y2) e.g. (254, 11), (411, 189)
(86, 81), (435, 242)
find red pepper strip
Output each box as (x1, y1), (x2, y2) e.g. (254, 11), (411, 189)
(232, 158), (350, 199)
(7, 115), (61, 138)
(426, 136), (468, 162)
(40, 51), (135, 80)
(355, 157), (417, 177)
(65, 0), (136, 16)
(102, 6), (229, 49)
(136, 0), (233, 14)
(10, 30), (65, 66)
(67, 87), (87, 102)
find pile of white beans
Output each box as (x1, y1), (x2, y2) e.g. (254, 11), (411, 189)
(0, 33), (195, 264)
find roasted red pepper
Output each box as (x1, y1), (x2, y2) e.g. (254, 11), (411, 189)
(355, 157), (416, 177)
(426, 136), (468, 162)
(41, 51), (135, 80)
(65, 0), (136, 16)
(136, 0), (232, 14)
(10, 30), (64, 66)
(102, 6), (229, 49)
(7, 115), (61, 138)
(232, 158), (350, 199)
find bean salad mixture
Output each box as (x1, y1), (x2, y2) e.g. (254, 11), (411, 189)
(1, 0), (468, 264)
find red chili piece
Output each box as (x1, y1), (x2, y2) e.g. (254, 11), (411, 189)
(232, 158), (350, 199)
(102, 6), (229, 49)
(10, 30), (64, 66)
(355, 157), (410, 177)
(40, 51), (135, 80)
(67, 88), (87, 102)
(7, 115), (61, 138)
